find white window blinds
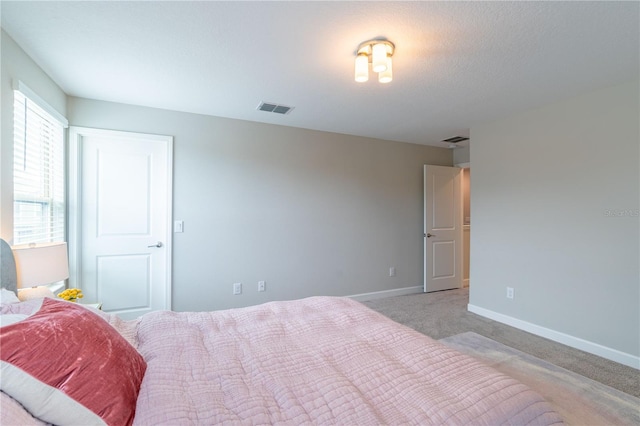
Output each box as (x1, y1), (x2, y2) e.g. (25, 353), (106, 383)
(13, 89), (67, 245)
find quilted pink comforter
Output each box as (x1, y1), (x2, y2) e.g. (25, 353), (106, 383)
(133, 297), (563, 425)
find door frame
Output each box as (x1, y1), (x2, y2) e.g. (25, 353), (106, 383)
(67, 126), (173, 310)
(456, 161), (471, 288)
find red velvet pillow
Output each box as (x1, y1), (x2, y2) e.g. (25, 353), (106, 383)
(0, 298), (146, 426)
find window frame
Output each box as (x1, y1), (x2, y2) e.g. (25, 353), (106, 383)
(12, 81), (69, 246)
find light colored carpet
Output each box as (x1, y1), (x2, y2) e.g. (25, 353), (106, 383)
(363, 289), (640, 398)
(441, 332), (640, 426)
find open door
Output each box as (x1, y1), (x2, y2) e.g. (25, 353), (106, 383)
(424, 165), (463, 292)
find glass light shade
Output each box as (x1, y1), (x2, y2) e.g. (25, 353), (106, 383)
(354, 54), (369, 82)
(12, 242), (69, 288)
(378, 57), (393, 83)
(372, 43), (388, 73)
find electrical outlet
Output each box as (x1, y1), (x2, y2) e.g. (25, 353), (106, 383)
(258, 281), (266, 292)
(389, 266), (396, 277)
(506, 287), (514, 299)
(233, 282), (242, 295)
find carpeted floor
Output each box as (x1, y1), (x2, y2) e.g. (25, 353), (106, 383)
(362, 288), (640, 398)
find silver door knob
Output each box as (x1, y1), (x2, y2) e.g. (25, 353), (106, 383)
(148, 241), (163, 248)
(426, 233), (436, 238)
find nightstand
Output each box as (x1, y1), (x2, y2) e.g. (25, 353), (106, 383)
(81, 302), (102, 310)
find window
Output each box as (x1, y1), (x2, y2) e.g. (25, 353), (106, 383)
(13, 86), (68, 245)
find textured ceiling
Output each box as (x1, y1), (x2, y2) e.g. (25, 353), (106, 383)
(1, 1), (638, 148)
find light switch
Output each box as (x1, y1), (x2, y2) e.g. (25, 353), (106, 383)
(174, 220), (184, 233)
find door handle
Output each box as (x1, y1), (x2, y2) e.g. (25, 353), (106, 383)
(148, 241), (163, 248)
(426, 233), (436, 238)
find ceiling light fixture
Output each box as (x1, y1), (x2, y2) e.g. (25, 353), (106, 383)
(354, 39), (395, 84)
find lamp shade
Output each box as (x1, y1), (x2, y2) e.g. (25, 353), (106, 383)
(355, 53), (369, 82)
(12, 242), (69, 288)
(378, 56), (393, 83)
(371, 42), (388, 73)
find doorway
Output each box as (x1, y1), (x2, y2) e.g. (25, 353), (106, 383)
(462, 167), (471, 287)
(423, 164), (471, 292)
(423, 165), (463, 292)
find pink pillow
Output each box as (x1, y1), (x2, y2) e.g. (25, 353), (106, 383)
(0, 298), (146, 426)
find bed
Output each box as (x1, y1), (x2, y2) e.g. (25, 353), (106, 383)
(0, 241), (562, 426)
(1, 294), (564, 426)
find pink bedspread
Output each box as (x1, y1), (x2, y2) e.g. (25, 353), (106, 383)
(133, 297), (563, 425)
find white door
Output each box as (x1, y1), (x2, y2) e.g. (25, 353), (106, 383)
(69, 127), (172, 319)
(424, 165), (462, 292)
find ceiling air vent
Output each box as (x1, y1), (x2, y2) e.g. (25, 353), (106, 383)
(442, 136), (469, 143)
(257, 102), (294, 115)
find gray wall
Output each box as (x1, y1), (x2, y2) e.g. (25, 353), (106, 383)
(453, 146), (470, 165)
(1, 30), (452, 311)
(67, 97), (452, 310)
(469, 80), (639, 359)
(7, 27), (635, 366)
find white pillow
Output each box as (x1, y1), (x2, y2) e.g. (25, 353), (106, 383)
(0, 314), (27, 327)
(0, 289), (20, 305)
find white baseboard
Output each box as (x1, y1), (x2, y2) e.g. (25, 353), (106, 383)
(348, 286), (422, 302)
(468, 304), (640, 370)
